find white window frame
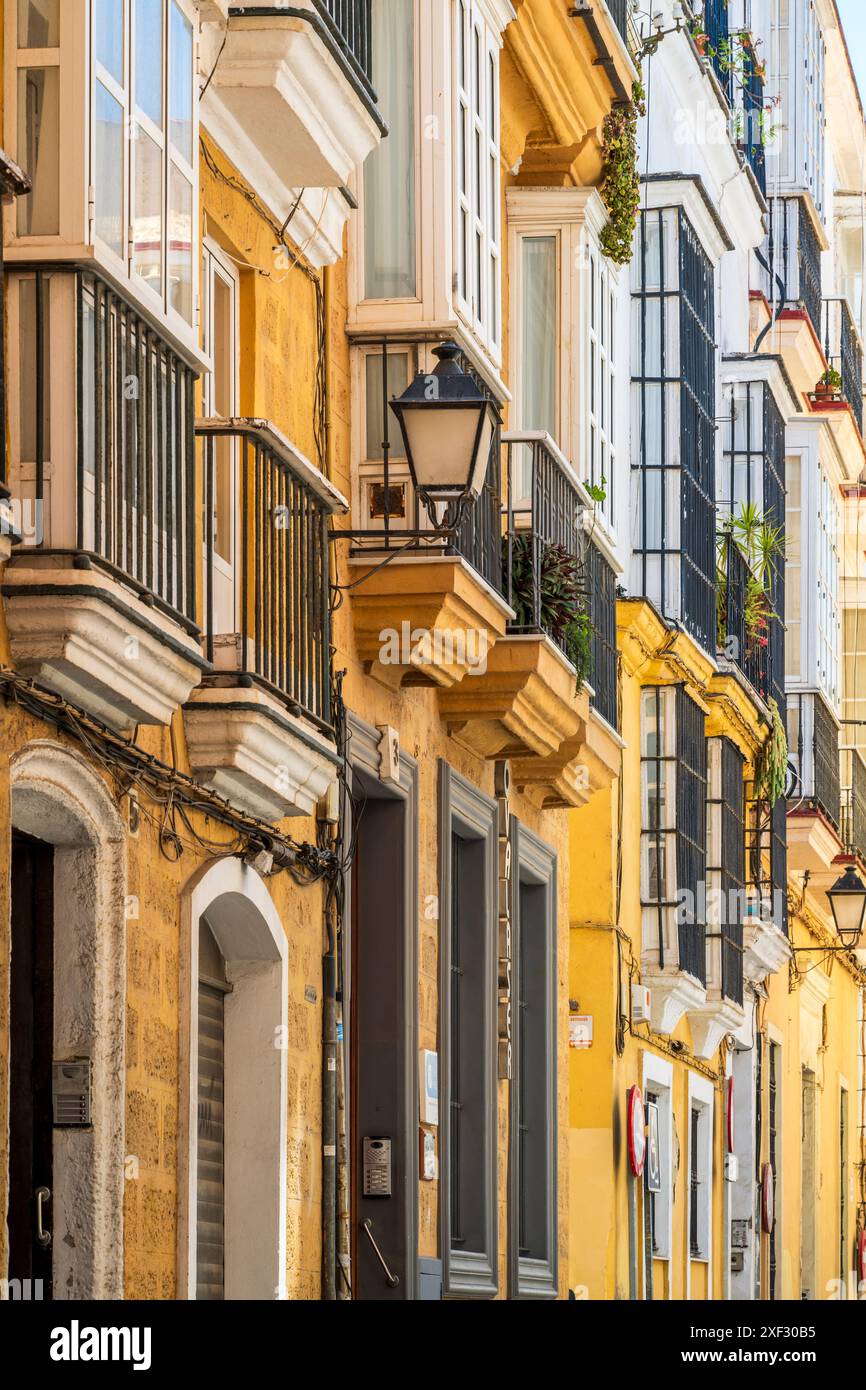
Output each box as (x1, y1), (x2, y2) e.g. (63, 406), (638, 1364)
(201, 238), (239, 632)
(767, 0), (825, 219)
(506, 187), (619, 535)
(640, 686), (678, 965)
(643, 1053), (674, 1271)
(453, 0), (501, 359)
(686, 1072), (714, 1293)
(91, 0), (199, 332)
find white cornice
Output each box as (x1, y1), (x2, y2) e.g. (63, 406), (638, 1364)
(506, 185), (609, 240)
(640, 176), (733, 264)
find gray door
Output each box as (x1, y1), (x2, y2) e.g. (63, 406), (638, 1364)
(197, 921), (228, 1300)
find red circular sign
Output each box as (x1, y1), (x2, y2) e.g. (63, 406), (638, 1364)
(627, 1085), (646, 1177)
(727, 1077), (735, 1155)
(761, 1163), (775, 1234)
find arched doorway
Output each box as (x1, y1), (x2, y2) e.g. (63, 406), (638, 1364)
(179, 859), (288, 1300)
(5, 741), (126, 1300)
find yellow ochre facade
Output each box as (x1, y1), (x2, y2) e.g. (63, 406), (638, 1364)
(0, 0), (864, 1309)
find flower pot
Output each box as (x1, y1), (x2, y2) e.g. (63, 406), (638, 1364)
(694, 33), (709, 56)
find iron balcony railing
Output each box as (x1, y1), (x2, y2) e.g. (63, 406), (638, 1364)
(788, 691), (841, 830)
(20, 266), (199, 631)
(197, 419), (336, 732)
(502, 431), (619, 730)
(702, 0), (732, 103)
(314, 0), (372, 84)
(840, 749), (866, 860)
(740, 46), (767, 196)
(765, 196), (823, 343)
(718, 532), (771, 703)
(356, 339), (505, 597)
(822, 298), (864, 433)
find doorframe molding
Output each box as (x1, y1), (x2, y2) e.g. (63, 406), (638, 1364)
(346, 711), (419, 1299)
(6, 740), (127, 1300)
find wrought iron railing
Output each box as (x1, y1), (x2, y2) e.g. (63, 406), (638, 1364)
(822, 298), (864, 433)
(676, 685), (708, 987)
(197, 420), (334, 732)
(718, 532), (770, 702)
(16, 266), (199, 630)
(840, 749), (866, 860)
(765, 196), (823, 341)
(502, 431), (618, 726)
(314, 0), (373, 84)
(788, 691), (841, 829)
(740, 45), (766, 195)
(703, 0), (732, 103)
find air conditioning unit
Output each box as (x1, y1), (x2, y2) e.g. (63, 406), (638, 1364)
(632, 984), (651, 1025)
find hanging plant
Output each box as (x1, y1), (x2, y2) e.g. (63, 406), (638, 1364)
(507, 536), (593, 690)
(754, 697), (788, 807)
(599, 80), (646, 267)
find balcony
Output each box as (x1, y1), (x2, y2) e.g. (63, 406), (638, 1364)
(840, 748), (866, 862)
(717, 532), (770, 703)
(205, 3), (385, 195)
(441, 432), (621, 806)
(3, 268), (207, 732)
(759, 197), (827, 396)
(786, 691), (846, 878)
(188, 419), (347, 820)
(821, 299), (864, 435)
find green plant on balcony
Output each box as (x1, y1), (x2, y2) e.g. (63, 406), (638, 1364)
(507, 536), (593, 690)
(599, 81), (646, 267)
(716, 503), (786, 663)
(814, 365), (843, 400)
(754, 697), (788, 807)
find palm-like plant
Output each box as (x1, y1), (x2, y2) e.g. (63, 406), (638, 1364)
(507, 536), (594, 688)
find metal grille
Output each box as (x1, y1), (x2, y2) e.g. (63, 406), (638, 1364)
(313, 0), (373, 83)
(719, 740), (745, 1006)
(632, 209), (716, 654)
(198, 423), (333, 731)
(18, 268), (198, 629)
(771, 795), (789, 936)
(718, 381), (786, 708)
(823, 298), (864, 433)
(703, 0), (732, 103)
(765, 197), (822, 340)
(587, 538), (618, 730)
(720, 534), (769, 701)
(841, 751), (866, 859)
(197, 982), (225, 1301)
(790, 692), (840, 826)
(689, 1106), (701, 1258)
(676, 686), (708, 986)
(741, 48), (767, 195)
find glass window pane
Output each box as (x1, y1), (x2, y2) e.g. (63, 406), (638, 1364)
(364, 0), (416, 299)
(18, 0), (60, 46)
(169, 165), (193, 321)
(18, 276), (51, 461)
(94, 80), (124, 255)
(365, 351), (409, 459)
(170, 1), (193, 162)
(95, 0), (124, 84)
(133, 123), (162, 293)
(521, 236), (557, 437)
(17, 67), (59, 235)
(136, 0), (163, 127)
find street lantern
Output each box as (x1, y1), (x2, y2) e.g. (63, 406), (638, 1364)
(826, 865), (866, 947)
(389, 341), (497, 526)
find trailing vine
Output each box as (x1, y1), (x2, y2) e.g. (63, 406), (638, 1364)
(754, 697), (788, 807)
(599, 80), (646, 266)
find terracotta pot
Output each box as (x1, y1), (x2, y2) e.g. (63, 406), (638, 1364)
(694, 33), (709, 56)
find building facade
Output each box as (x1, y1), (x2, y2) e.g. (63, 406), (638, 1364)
(0, 0), (864, 1304)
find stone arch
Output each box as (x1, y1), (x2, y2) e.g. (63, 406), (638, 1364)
(178, 857), (288, 1300)
(7, 740), (126, 1299)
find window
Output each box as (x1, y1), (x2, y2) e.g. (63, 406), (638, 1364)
(196, 919), (228, 1301)
(455, 0), (502, 356)
(768, 1041), (781, 1300)
(439, 762), (498, 1298)
(509, 820), (557, 1299)
(643, 1056), (673, 1263)
(816, 464), (840, 709)
(16, 0), (61, 236)
(840, 1087), (849, 1289)
(687, 1078), (713, 1267)
(706, 738), (745, 1007)
(363, 0), (416, 299)
(91, 0), (197, 323)
(767, 0), (825, 217)
(641, 686), (707, 985)
(785, 453), (802, 681)
(201, 243), (239, 633)
(588, 244), (616, 524)
(631, 208), (716, 653)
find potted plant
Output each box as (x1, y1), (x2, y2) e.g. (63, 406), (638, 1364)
(814, 366), (843, 400)
(507, 536), (593, 690)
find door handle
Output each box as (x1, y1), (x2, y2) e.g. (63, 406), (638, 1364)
(35, 1186), (51, 1248)
(361, 1219), (399, 1288)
